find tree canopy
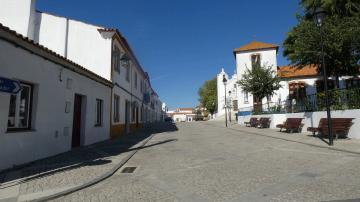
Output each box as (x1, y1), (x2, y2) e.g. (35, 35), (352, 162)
(198, 78), (217, 115)
(237, 64), (281, 106)
(283, 0), (360, 83)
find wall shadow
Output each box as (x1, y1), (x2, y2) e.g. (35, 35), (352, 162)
(0, 122), (178, 189)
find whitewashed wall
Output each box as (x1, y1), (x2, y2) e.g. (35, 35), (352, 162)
(217, 69), (238, 117)
(0, 0), (35, 37)
(235, 48), (278, 111)
(0, 38), (111, 171)
(238, 109), (360, 139)
(35, 12), (68, 55)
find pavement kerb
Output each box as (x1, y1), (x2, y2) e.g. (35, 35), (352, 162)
(19, 133), (156, 202)
(205, 123), (360, 156)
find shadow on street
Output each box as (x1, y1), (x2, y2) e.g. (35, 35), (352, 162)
(0, 122), (178, 189)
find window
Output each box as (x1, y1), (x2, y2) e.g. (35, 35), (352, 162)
(134, 72), (138, 89)
(113, 46), (121, 73)
(251, 54), (261, 69)
(131, 104), (135, 122)
(7, 82), (33, 131)
(125, 64), (130, 82)
(244, 91), (249, 104)
(113, 95), (120, 122)
(95, 99), (103, 126)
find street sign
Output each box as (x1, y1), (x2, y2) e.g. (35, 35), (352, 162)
(0, 76), (21, 94)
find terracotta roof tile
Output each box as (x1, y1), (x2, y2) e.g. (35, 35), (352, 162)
(277, 65), (318, 78)
(234, 41), (279, 53)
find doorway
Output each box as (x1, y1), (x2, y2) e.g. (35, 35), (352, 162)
(125, 100), (130, 133)
(135, 107), (139, 128)
(72, 94), (82, 148)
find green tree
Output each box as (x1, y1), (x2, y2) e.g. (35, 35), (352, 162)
(198, 78), (217, 115)
(237, 64), (282, 112)
(283, 0), (360, 87)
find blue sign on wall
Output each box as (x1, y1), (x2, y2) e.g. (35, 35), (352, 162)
(0, 76), (21, 94)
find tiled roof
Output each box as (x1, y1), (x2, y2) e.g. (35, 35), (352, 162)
(234, 41), (279, 53)
(0, 23), (113, 87)
(98, 28), (159, 97)
(277, 65), (318, 78)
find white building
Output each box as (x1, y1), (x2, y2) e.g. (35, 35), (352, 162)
(167, 108), (196, 122)
(0, 23), (112, 171)
(0, 0), (164, 170)
(0, 0), (163, 139)
(217, 41), (360, 138)
(217, 68), (238, 121)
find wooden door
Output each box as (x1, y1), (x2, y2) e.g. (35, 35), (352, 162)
(72, 94), (82, 148)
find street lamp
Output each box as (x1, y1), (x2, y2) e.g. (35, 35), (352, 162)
(313, 7), (334, 145)
(223, 75), (228, 127)
(228, 91), (232, 123)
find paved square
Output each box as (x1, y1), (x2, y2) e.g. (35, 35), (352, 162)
(52, 122), (360, 202)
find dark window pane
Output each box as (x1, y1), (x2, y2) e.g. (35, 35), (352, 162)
(7, 94), (16, 127)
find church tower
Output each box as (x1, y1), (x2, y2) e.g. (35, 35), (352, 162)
(233, 41), (279, 112)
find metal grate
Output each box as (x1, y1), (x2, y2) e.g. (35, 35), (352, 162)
(121, 167), (137, 173)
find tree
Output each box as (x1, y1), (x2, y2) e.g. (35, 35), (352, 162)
(301, 0), (360, 18)
(237, 64), (282, 112)
(198, 78), (217, 115)
(283, 0), (360, 87)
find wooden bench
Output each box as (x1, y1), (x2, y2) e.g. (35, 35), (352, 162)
(257, 117), (271, 128)
(307, 118), (354, 139)
(245, 117), (258, 127)
(276, 118), (304, 133)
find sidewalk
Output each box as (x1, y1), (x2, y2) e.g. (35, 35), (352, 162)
(0, 123), (178, 202)
(228, 123), (360, 155)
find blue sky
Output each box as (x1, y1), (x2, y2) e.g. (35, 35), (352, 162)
(37, 0), (301, 110)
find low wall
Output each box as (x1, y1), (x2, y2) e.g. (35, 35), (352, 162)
(238, 109), (360, 139)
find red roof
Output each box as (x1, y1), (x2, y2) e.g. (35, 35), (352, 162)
(234, 41), (279, 53)
(277, 65), (318, 78)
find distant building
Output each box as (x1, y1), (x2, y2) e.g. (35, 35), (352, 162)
(167, 108), (196, 122)
(217, 68), (238, 121)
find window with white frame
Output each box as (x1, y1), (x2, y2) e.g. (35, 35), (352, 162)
(244, 91), (249, 104)
(113, 95), (120, 122)
(113, 46), (121, 74)
(134, 72), (138, 89)
(95, 99), (103, 126)
(251, 54), (261, 69)
(7, 82), (33, 131)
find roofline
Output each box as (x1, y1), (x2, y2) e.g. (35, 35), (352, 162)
(34, 11), (159, 95)
(233, 46), (279, 54)
(98, 29), (147, 77)
(0, 23), (113, 87)
(98, 29), (159, 96)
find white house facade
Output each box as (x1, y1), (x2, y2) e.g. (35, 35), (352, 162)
(216, 68), (238, 121)
(0, 0), (163, 170)
(0, 24), (112, 171)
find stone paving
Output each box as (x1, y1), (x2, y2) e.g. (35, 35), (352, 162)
(0, 124), (173, 202)
(52, 121), (360, 202)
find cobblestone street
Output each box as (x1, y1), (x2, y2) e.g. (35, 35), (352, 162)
(50, 122), (360, 202)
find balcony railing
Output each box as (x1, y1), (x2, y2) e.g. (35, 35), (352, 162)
(238, 87), (360, 115)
